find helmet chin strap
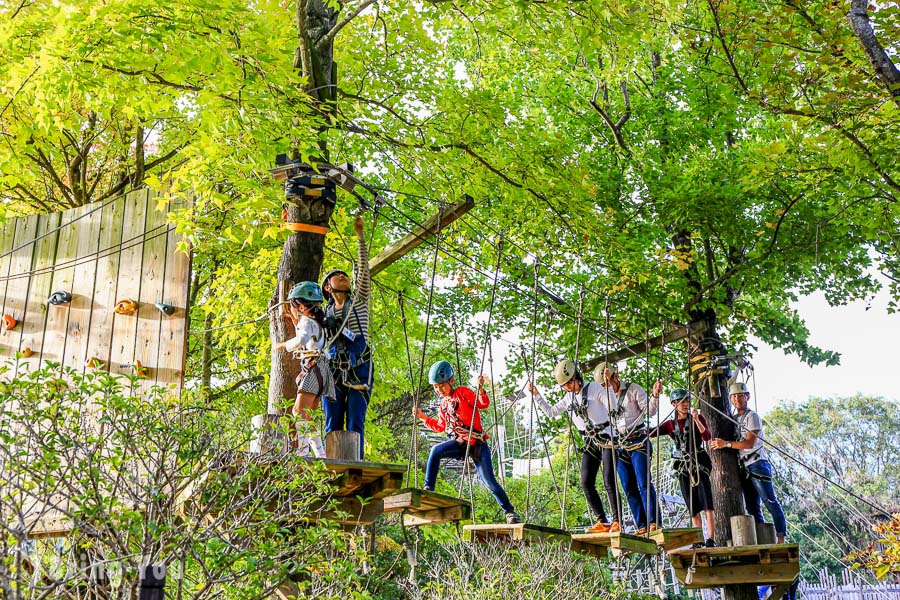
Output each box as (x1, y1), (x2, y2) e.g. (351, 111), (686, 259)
(330, 288), (351, 294)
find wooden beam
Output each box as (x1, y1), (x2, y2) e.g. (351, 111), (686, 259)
(582, 321), (707, 371)
(368, 195), (475, 276)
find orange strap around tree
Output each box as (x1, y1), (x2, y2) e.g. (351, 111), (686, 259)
(284, 222), (330, 235)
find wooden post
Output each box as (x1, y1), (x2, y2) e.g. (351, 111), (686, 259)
(249, 414), (290, 454)
(731, 515), (758, 546)
(756, 522), (776, 545)
(326, 430), (360, 460)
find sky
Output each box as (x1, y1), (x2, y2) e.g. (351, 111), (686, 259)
(748, 287), (899, 414)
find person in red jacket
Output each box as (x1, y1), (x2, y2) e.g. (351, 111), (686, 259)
(413, 360), (521, 524)
(649, 388), (716, 547)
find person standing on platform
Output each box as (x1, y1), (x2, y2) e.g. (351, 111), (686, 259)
(595, 361), (662, 534)
(273, 281), (334, 457)
(710, 382), (788, 544)
(414, 360), (521, 524)
(649, 388), (716, 547)
(528, 359), (627, 532)
(322, 214), (371, 459)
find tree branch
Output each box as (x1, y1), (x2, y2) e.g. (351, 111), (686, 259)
(847, 0), (900, 107)
(318, 0), (378, 50)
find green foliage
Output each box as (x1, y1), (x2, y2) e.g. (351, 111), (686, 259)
(0, 364), (373, 599)
(764, 395), (900, 578)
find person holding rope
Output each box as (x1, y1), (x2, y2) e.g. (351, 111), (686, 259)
(710, 382), (788, 544)
(528, 359), (628, 533)
(413, 360), (522, 524)
(595, 361), (662, 535)
(649, 388), (716, 547)
(273, 281), (335, 458)
(321, 214), (372, 459)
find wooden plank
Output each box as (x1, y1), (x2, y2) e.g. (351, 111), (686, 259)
(402, 504), (470, 526)
(16, 212), (61, 375)
(767, 581), (794, 600)
(61, 202), (103, 375)
(134, 189), (167, 393)
(83, 195), (127, 378)
(650, 527), (704, 551)
(671, 543), (799, 561)
(156, 195), (190, 390)
(673, 562), (799, 588)
(609, 532), (660, 556)
(368, 195), (474, 276)
(42, 205), (87, 371)
(583, 321), (706, 371)
(363, 471), (405, 499)
(384, 488), (466, 511)
(0, 217), (19, 364)
(570, 534), (612, 559)
(463, 523), (571, 545)
(1, 216), (39, 374)
(109, 190), (148, 380)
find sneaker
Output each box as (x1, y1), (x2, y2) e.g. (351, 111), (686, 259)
(588, 520), (613, 533)
(422, 485), (434, 492)
(609, 521), (620, 533)
(505, 512), (522, 524)
(705, 538), (716, 548)
(648, 523), (659, 533)
(635, 526), (647, 535)
(691, 542), (705, 549)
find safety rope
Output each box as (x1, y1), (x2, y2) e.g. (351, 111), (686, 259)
(561, 286), (586, 529)
(398, 292), (419, 487)
(524, 258), (541, 523)
(457, 234), (504, 506)
(410, 204), (443, 490)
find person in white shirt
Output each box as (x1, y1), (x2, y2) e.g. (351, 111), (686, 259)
(710, 381), (788, 544)
(274, 281), (335, 458)
(595, 361), (662, 534)
(529, 359), (632, 532)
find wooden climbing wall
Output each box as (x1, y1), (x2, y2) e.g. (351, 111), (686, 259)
(0, 188), (191, 392)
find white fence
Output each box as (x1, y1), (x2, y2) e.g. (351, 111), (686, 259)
(799, 569), (900, 600)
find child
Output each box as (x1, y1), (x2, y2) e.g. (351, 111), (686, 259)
(274, 281), (335, 458)
(413, 360), (521, 524)
(649, 388), (716, 547)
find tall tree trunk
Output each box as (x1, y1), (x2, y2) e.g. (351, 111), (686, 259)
(677, 228), (756, 600)
(267, 0), (339, 414)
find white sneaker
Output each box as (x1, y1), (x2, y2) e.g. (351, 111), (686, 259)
(309, 436), (326, 458)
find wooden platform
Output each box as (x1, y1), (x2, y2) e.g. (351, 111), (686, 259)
(176, 454), (406, 528)
(383, 488), (471, 526)
(650, 527), (704, 551)
(463, 523), (571, 545)
(315, 458), (405, 500)
(668, 543), (800, 589)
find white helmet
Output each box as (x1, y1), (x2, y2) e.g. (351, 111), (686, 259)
(553, 359), (578, 386)
(593, 361), (616, 383)
(729, 381), (749, 396)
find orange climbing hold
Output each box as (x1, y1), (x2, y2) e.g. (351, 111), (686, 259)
(86, 357), (103, 369)
(114, 299), (138, 315)
(2, 314), (16, 331)
(21, 347), (33, 358)
(134, 360), (149, 378)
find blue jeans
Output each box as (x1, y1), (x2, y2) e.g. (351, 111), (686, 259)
(424, 439), (515, 514)
(741, 459), (787, 538)
(616, 439), (658, 529)
(323, 360), (371, 459)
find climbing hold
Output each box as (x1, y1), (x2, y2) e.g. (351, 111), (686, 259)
(48, 290), (72, 306)
(2, 314), (16, 331)
(114, 299), (138, 315)
(155, 302), (176, 316)
(21, 347), (33, 358)
(133, 360), (149, 378)
(86, 357), (103, 369)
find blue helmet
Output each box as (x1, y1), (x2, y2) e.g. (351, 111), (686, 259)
(288, 281), (323, 303)
(428, 360), (454, 385)
(669, 388), (690, 402)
